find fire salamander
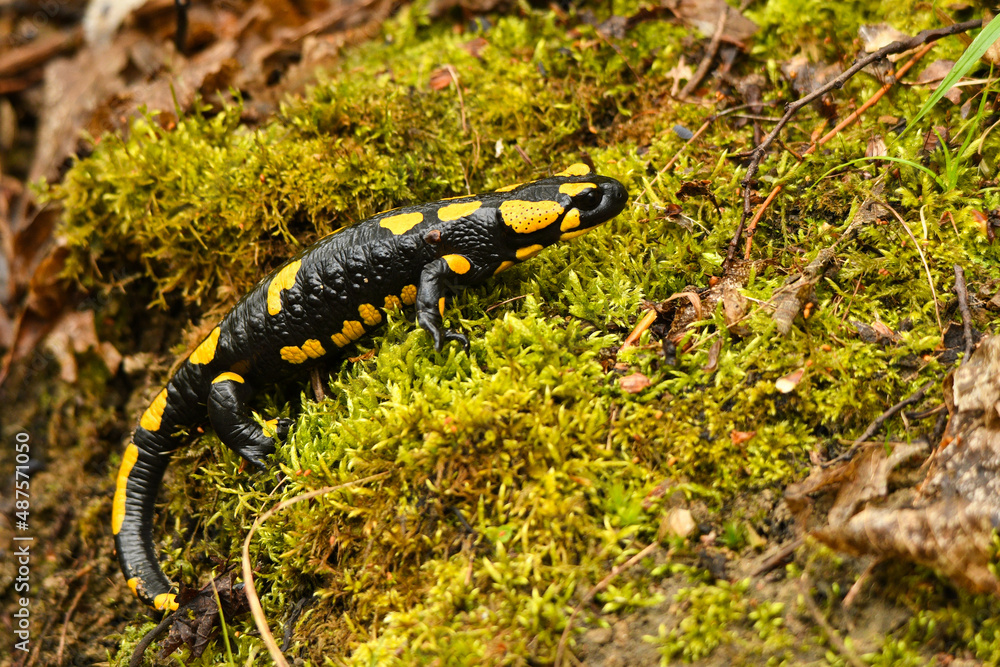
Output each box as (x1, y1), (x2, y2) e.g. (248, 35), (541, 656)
(112, 164), (629, 611)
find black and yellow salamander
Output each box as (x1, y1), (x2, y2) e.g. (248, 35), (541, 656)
(112, 164), (629, 611)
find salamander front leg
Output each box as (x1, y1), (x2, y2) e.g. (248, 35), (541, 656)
(207, 372), (290, 470)
(416, 257), (470, 352)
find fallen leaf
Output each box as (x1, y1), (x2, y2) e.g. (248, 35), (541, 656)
(809, 335), (1000, 595)
(620, 372), (651, 394)
(702, 337), (722, 373)
(663, 0), (758, 45)
(911, 59), (956, 86)
(859, 23), (911, 61)
(730, 430), (756, 446)
(866, 134), (887, 158)
(461, 37), (489, 59)
(159, 571), (250, 660)
(42, 310), (103, 383)
(775, 368), (804, 394)
(429, 66), (454, 91)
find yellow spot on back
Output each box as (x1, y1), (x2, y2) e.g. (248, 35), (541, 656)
(560, 228), (592, 241)
(443, 254), (471, 274)
(384, 295), (402, 310)
(112, 444), (139, 534)
(560, 209), (581, 232)
(516, 244), (545, 260)
(189, 327), (221, 365)
(212, 372), (244, 384)
(281, 339), (326, 364)
(556, 163), (591, 177)
(139, 389), (168, 432)
(494, 183), (521, 192)
(499, 200), (564, 234)
(437, 201), (482, 221)
(494, 261), (516, 274)
(127, 577), (139, 596)
(359, 303), (382, 326)
(438, 297), (446, 316)
(331, 332), (350, 347)
(401, 285), (417, 305)
(263, 418), (281, 439)
(559, 182), (596, 197)
(343, 320), (365, 340)
(267, 261), (302, 316)
(380, 212), (424, 235)
(154, 593), (179, 611)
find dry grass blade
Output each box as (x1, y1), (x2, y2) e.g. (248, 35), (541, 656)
(881, 203), (943, 335)
(241, 472), (391, 666)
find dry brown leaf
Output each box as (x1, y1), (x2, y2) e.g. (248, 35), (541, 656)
(619, 372), (651, 394)
(730, 430), (756, 446)
(984, 13), (1000, 65)
(721, 285), (747, 329)
(808, 336), (1000, 595)
(912, 59), (956, 86)
(43, 310), (102, 383)
(429, 66), (454, 91)
(775, 368), (804, 394)
(663, 0), (758, 45)
(30, 42), (129, 182)
(781, 55), (843, 98)
(461, 37), (489, 59)
(866, 134), (887, 158)
(702, 337), (722, 373)
(665, 291), (703, 319)
(859, 23), (911, 62)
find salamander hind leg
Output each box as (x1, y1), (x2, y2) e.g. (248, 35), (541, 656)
(207, 372), (289, 470)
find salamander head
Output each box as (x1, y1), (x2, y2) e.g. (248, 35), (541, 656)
(494, 165), (629, 255)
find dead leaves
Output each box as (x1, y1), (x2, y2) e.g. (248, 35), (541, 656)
(787, 335), (1000, 596)
(157, 572), (251, 661)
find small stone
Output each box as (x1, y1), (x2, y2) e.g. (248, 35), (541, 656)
(659, 508), (696, 540)
(583, 626), (613, 645)
(613, 620), (630, 645)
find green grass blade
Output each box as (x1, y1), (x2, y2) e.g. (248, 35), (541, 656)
(902, 16), (1000, 136)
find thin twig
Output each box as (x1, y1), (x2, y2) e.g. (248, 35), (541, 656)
(826, 380), (933, 466)
(726, 20), (981, 269)
(484, 294), (527, 313)
(798, 574), (866, 667)
(752, 536), (804, 576)
(55, 581), (88, 665)
(241, 472), (391, 667)
(128, 613), (176, 667)
(953, 264), (974, 363)
(735, 41), (936, 264)
(554, 542), (660, 667)
(842, 559), (880, 609)
(679, 10), (727, 98)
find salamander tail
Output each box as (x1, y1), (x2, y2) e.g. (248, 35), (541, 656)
(112, 428), (180, 611)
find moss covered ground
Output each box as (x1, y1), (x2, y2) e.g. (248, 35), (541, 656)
(4, 0), (1000, 664)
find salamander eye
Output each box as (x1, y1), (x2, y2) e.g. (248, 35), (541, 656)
(573, 188), (601, 211)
